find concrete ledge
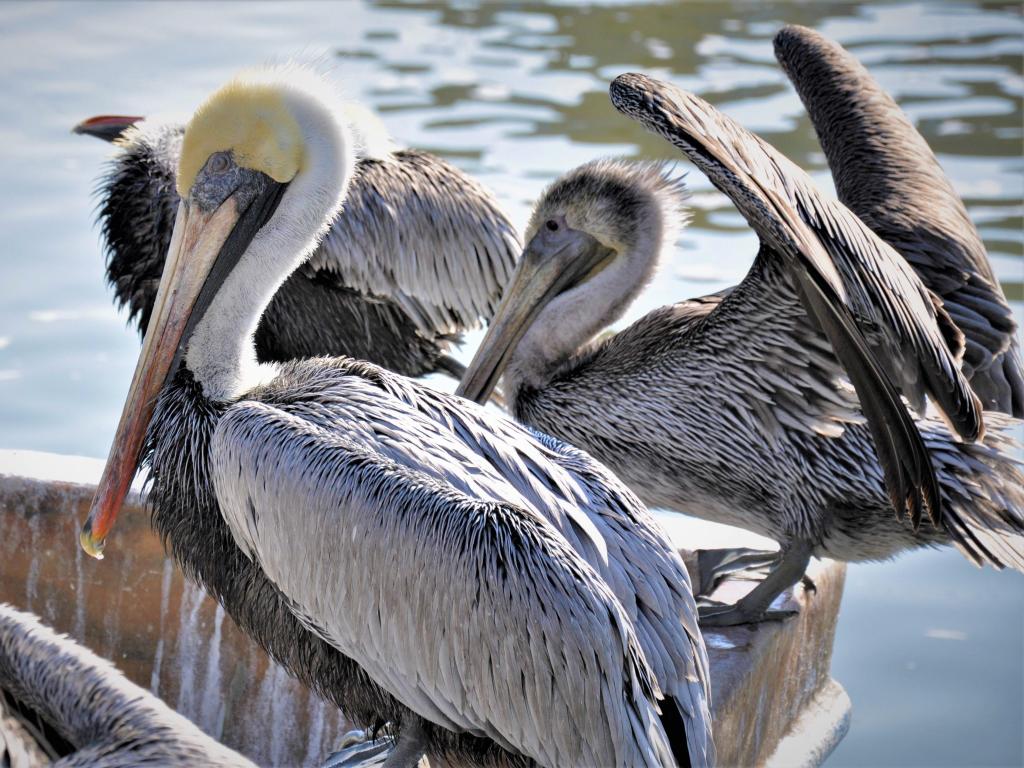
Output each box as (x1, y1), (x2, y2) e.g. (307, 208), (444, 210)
(699, 557), (848, 767)
(0, 450), (849, 767)
(0, 450), (349, 767)
(766, 678), (851, 768)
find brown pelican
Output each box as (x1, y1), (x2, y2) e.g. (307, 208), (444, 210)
(457, 70), (1024, 627)
(74, 107), (520, 379)
(0, 603), (253, 767)
(79, 66), (714, 767)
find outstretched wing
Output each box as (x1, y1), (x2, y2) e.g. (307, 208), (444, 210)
(610, 72), (984, 528)
(209, 365), (680, 768)
(310, 150), (521, 338)
(774, 24), (1023, 417)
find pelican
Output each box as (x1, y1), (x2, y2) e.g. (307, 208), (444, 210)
(0, 603), (254, 767)
(458, 68), (1024, 627)
(74, 107), (520, 379)
(79, 66), (714, 768)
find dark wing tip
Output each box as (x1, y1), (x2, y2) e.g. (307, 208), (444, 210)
(772, 24), (826, 61)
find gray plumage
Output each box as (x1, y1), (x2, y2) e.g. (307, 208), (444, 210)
(90, 118), (519, 377)
(774, 24), (1024, 417)
(458, 70), (1024, 626)
(97, 69), (714, 768)
(0, 603), (254, 767)
(210, 358), (712, 767)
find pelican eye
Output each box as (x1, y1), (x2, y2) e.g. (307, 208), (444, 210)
(207, 152), (231, 174)
(545, 219), (559, 232)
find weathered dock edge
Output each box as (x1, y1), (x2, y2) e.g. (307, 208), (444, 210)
(0, 450), (849, 766)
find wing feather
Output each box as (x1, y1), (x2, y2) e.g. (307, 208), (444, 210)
(609, 72), (985, 527)
(210, 392), (670, 768)
(309, 150), (521, 338)
(774, 24), (1023, 416)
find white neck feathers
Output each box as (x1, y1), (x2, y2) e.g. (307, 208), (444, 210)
(185, 75), (356, 401)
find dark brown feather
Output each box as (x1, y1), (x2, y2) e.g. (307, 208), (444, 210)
(774, 24), (1023, 417)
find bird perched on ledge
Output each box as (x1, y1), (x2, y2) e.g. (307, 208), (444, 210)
(80, 65), (714, 768)
(75, 104), (520, 380)
(458, 68), (1024, 627)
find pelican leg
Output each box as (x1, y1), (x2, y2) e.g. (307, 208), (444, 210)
(694, 546), (780, 599)
(698, 540), (813, 627)
(381, 718), (429, 768)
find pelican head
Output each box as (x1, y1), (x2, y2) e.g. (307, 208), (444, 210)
(81, 66), (355, 558)
(458, 159), (687, 404)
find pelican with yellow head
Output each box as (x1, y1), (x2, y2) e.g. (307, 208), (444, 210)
(80, 66), (715, 768)
(74, 79), (520, 383)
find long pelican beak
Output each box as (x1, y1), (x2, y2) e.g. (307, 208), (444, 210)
(80, 180), (287, 558)
(457, 228), (615, 404)
(72, 115), (145, 143)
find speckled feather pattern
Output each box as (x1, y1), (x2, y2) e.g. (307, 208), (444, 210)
(773, 25), (1024, 417)
(516, 267), (1024, 567)
(0, 603), (254, 767)
(501, 80), (1024, 574)
(310, 149), (521, 337)
(609, 74), (982, 443)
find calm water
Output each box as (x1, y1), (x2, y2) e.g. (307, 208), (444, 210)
(0, 1), (1021, 765)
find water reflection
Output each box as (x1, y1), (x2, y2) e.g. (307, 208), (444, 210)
(0, 1), (1020, 766)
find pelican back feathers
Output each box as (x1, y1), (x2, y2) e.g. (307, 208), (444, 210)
(310, 149), (520, 337)
(210, 357), (713, 767)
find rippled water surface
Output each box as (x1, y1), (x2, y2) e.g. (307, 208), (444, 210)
(0, 1), (1021, 765)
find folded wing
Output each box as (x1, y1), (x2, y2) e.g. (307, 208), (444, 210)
(209, 368), (690, 767)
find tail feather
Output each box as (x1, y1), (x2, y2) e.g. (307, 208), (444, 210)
(929, 414), (1024, 572)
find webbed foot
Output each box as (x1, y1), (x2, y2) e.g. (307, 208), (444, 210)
(698, 601), (798, 627)
(694, 547), (779, 598)
(322, 730), (395, 767)
(696, 539), (813, 628)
